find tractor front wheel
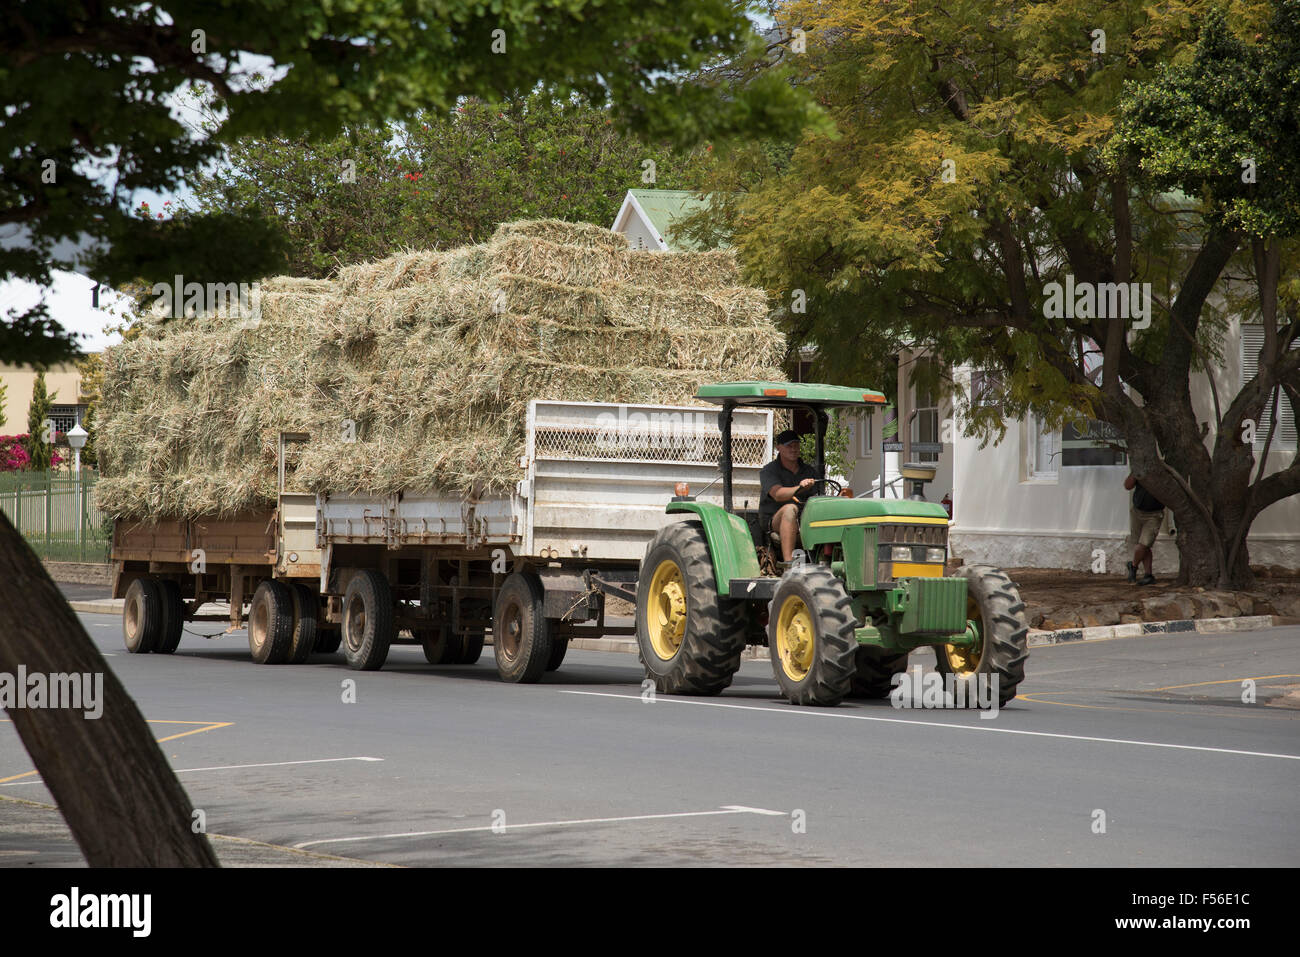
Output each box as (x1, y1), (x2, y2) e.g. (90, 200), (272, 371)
(635, 520), (748, 696)
(933, 564), (1029, 706)
(767, 566), (858, 706)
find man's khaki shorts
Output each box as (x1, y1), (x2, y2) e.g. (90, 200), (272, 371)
(1130, 507), (1163, 548)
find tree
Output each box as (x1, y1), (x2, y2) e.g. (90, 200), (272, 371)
(693, 0), (1297, 588)
(75, 353), (103, 469)
(1, 1), (810, 866)
(24, 371), (55, 471)
(2, 0), (809, 364)
(188, 93), (713, 278)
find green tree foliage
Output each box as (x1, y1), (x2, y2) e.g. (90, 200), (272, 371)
(189, 94), (714, 277)
(75, 353), (103, 468)
(696, 0), (1298, 587)
(2, 0), (813, 363)
(24, 371), (55, 471)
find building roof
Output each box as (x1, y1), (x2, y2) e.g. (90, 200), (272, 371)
(611, 189), (716, 251)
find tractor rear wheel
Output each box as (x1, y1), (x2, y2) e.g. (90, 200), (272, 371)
(933, 565), (1029, 706)
(847, 647), (909, 699)
(767, 566), (857, 706)
(635, 520), (748, 696)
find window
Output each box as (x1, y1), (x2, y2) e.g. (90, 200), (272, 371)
(1027, 415), (1059, 479)
(912, 381), (940, 463)
(1061, 419), (1127, 466)
(970, 369), (1004, 409)
(857, 411), (872, 457)
(1240, 324), (1298, 449)
(48, 405), (82, 436)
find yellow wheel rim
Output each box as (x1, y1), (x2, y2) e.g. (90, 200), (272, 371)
(646, 559), (688, 660)
(945, 594), (984, 675)
(776, 594), (816, 682)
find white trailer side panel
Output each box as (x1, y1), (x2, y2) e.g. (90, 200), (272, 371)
(525, 400), (772, 562)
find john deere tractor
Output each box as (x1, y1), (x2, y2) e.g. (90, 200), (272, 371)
(635, 381), (1029, 707)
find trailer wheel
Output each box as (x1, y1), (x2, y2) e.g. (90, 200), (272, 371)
(155, 579), (185, 655)
(122, 578), (162, 654)
(493, 572), (552, 683)
(767, 566), (857, 706)
(249, 580), (294, 664)
(342, 569), (393, 671)
(288, 583), (319, 664)
(933, 565), (1029, 706)
(846, 647), (909, 699)
(635, 520), (748, 696)
(458, 629), (484, 665)
(315, 627), (342, 655)
(419, 625), (462, 665)
(545, 636), (569, 671)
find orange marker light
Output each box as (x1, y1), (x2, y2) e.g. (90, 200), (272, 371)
(674, 482), (690, 497)
(763, 388), (788, 397)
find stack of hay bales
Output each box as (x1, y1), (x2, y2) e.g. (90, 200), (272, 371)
(96, 220), (784, 519)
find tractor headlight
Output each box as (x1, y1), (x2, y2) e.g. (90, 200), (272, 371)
(925, 547), (946, 564)
(891, 546), (913, 562)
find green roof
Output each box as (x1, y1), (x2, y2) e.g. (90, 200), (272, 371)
(696, 381), (887, 409)
(628, 189), (715, 251)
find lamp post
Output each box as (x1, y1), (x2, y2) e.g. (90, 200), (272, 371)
(68, 424), (88, 552)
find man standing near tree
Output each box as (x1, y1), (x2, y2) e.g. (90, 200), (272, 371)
(1124, 474), (1165, 585)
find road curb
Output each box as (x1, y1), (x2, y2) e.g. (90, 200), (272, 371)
(1027, 614), (1292, 646)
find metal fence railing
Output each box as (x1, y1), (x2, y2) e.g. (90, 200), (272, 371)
(0, 470), (111, 562)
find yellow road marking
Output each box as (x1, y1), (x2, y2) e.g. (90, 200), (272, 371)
(1151, 675), (1300, 692)
(1, 719), (231, 784)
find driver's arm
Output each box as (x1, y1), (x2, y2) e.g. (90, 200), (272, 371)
(769, 478), (816, 503)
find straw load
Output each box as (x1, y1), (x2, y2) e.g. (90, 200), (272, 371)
(96, 220), (785, 519)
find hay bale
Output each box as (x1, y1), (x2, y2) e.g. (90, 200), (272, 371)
(97, 220), (784, 519)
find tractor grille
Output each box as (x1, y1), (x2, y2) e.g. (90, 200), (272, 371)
(877, 523), (948, 546)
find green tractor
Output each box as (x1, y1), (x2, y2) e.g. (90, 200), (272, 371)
(635, 381), (1029, 708)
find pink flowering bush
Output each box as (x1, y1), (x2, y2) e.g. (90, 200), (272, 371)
(1, 435), (31, 471)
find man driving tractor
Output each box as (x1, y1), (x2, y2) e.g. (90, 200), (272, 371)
(759, 428), (821, 562)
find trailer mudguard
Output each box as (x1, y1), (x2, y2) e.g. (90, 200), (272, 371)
(665, 501), (762, 595)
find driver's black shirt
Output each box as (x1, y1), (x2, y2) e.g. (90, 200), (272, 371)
(759, 457), (820, 530)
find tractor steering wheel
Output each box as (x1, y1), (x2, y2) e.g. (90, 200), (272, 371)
(793, 478), (843, 503)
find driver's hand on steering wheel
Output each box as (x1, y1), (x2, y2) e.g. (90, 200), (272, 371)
(798, 478), (816, 490)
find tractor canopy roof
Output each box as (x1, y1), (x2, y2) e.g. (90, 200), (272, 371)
(696, 381), (887, 409)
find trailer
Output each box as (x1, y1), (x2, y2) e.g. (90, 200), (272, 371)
(112, 400), (773, 682)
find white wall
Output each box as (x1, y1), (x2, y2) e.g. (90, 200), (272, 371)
(946, 350), (1300, 574)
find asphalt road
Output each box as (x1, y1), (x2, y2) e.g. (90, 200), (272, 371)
(3, 612), (1298, 866)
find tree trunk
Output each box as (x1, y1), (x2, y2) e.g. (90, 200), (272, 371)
(1170, 504), (1254, 589)
(0, 512), (219, 867)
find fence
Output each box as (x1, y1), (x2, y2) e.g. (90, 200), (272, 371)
(0, 469), (111, 562)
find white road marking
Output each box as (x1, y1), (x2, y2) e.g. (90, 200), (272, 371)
(293, 805), (787, 850)
(173, 756), (383, 773)
(560, 691), (1300, 762)
(0, 755), (383, 786)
